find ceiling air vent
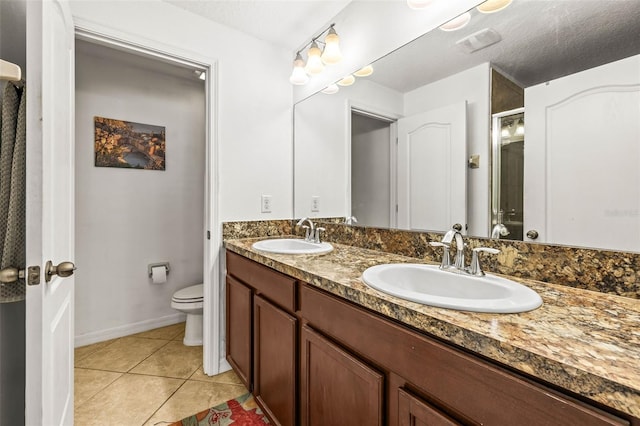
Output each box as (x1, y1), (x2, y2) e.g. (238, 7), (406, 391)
(456, 28), (502, 54)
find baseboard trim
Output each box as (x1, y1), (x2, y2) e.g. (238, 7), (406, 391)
(74, 313), (187, 348)
(219, 358), (231, 373)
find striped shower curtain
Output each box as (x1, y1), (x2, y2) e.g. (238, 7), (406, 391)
(0, 81), (26, 303)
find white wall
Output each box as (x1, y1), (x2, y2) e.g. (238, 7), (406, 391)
(0, 0), (26, 423)
(293, 0), (482, 102)
(294, 79), (403, 218)
(405, 63), (491, 237)
(70, 0), (293, 223)
(74, 41), (205, 344)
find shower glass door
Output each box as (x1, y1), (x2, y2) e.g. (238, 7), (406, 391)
(491, 108), (524, 241)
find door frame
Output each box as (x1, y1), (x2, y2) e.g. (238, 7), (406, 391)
(73, 21), (221, 375)
(347, 101), (400, 228)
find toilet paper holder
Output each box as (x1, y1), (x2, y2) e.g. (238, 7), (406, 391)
(148, 262), (170, 277)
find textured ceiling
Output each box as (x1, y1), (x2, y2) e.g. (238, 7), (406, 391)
(369, 0), (640, 92)
(163, 0), (353, 51)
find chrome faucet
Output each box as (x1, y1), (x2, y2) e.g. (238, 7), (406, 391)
(430, 226), (499, 276)
(296, 217), (315, 242)
(441, 228), (466, 270)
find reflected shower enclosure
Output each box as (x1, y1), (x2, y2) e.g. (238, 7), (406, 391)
(491, 108), (524, 241)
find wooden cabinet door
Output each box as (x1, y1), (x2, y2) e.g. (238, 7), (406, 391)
(226, 276), (252, 389)
(254, 295), (297, 426)
(301, 325), (383, 426)
(398, 389), (461, 426)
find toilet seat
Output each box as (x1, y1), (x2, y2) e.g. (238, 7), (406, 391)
(172, 284), (203, 304)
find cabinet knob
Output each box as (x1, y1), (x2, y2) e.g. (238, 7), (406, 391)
(526, 230), (539, 240)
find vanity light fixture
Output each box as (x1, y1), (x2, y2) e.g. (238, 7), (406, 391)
(321, 84), (339, 94)
(354, 64), (374, 77)
(321, 26), (342, 65)
(477, 0), (512, 14)
(337, 75), (355, 86)
(289, 24), (343, 85)
(407, 0), (434, 10)
(289, 52), (309, 85)
(515, 119), (525, 135)
(440, 12), (472, 31)
(304, 41), (324, 75)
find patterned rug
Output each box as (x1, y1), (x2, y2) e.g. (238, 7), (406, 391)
(170, 393), (270, 426)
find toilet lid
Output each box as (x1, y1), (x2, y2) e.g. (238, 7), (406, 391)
(172, 284), (203, 302)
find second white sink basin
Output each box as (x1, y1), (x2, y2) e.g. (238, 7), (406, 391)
(361, 264), (542, 313)
(252, 238), (333, 255)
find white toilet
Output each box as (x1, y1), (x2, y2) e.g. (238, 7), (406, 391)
(171, 284), (203, 346)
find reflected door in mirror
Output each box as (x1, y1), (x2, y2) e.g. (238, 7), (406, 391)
(524, 55), (640, 251)
(397, 102), (467, 232)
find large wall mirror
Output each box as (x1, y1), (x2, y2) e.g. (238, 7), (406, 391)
(293, 0), (640, 252)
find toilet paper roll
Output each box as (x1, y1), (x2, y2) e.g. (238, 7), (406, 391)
(151, 266), (167, 284)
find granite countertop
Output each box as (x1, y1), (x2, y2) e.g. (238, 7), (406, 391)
(225, 237), (640, 418)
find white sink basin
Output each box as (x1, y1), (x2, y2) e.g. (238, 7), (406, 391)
(252, 238), (333, 255)
(361, 264), (542, 313)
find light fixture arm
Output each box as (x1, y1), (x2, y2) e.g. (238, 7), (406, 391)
(296, 23), (337, 55)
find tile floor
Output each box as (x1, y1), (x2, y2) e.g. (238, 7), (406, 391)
(74, 322), (248, 426)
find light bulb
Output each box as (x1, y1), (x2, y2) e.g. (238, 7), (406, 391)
(289, 53), (309, 85)
(501, 127), (510, 138)
(515, 120), (525, 135)
(407, 0), (434, 10)
(322, 84), (339, 95)
(477, 0), (512, 13)
(305, 41), (324, 75)
(439, 12), (471, 31)
(337, 75), (355, 86)
(354, 65), (374, 77)
(321, 27), (342, 65)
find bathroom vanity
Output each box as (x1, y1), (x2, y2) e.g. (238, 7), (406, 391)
(225, 239), (640, 426)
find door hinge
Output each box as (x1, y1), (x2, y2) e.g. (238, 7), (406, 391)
(207, 230), (211, 240)
(396, 204), (399, 213)
(27, 266), (40, 286)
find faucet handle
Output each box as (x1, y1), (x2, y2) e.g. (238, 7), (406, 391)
(429, 242), (451, 269)
(301, 225), (311, 241)
(314, 227), (326, 243)
(469, 247), (500, 276)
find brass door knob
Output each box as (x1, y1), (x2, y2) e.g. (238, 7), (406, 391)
(0, 267), (21, 284)
(45, 260), (76, 283)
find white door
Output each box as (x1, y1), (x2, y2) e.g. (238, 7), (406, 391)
(397, 102), (467, 232)
(25, 0), (75, 424)
(524, 55), (640, 250)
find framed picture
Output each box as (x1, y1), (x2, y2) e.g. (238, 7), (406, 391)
(94, 116), (166, 170)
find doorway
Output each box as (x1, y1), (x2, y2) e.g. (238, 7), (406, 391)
(491, 107), (524, 241)
(350, 109), (396, 228)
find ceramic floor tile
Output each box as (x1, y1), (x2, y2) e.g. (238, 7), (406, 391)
(172, 329), (185, 342)
(144, 380), (248, 425)
(74, 373), (184, 426)
(130, 341), (202, 379)
(131, 322), (185, 340)
(74, 368), (123, 407)
(189, 368), (243, 385)
(74, 339), (117, 363)
(75, 337), (168, 372)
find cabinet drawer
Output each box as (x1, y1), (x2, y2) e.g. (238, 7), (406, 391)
(300, 284), (628, 426)
(227, 251), (296, 312)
